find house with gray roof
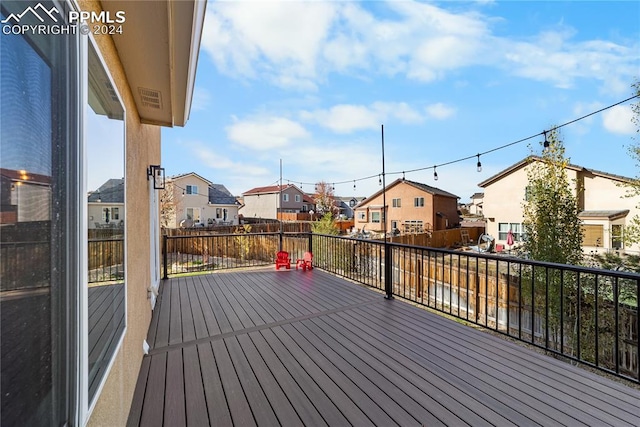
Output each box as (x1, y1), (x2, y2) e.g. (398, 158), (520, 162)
(88, 179), (124, 229)
(165, 173), (239, 228)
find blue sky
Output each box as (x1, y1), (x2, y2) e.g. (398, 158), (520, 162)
(162, 0), (640, 203)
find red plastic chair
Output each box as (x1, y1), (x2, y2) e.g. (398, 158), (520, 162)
(296, 252), (313, 271)
(275, 251), (291, 270)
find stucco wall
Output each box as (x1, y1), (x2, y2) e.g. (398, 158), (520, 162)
(170, 175), (210, 226)
(82, 1), (159, 425)
(240, 193), (279, 219)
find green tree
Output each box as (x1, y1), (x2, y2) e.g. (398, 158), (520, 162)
(311, 212), (339, 235)
(621, 81), (640, 244)
(522, 129), (583, 265)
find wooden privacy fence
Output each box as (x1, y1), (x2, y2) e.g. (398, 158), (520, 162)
(387, 226), (484, 248)
(163, 222), (312, 237)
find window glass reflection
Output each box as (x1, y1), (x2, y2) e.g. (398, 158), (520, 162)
(86, 42), (125, 402)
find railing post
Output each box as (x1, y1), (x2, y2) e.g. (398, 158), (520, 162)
(384, 241), (393, 299)
(308, 232), (313, 254)
(162, 234), (168, 280)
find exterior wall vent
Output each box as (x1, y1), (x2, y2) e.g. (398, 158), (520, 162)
(138, 87), (163, 110)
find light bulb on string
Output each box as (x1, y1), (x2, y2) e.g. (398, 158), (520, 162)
(378, 175), (382, 186)
(543, 130), (549, 149)
(353, 180), (356, 191)
(433, 166), (438, 181)
(476, 154), (482, 172)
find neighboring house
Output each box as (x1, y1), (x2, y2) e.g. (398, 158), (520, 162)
(208, 183), (240, 226)
(469, 192), (484, 215)
(240, 184), (311, 219)
(354, 178), (460, 234)
(479, 156), (640, 253)
(88, 178), (124, 229)
(334, 196), (366, 219)
(165, 172), (239, 227)
(0, 1), (206, 425)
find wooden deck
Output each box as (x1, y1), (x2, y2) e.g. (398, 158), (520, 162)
(127, 268), (640, 426)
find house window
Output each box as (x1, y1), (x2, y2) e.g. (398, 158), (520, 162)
(371, 212), (381, 223)
(0, 3), (80, 423)
(357, 211), (366, 221)
(391, 220), (398, 230)
(611, 224), (624, 249)
(392, 198), (401, 207)
(349, 199), (356, 207)
(295, 194), (301, 202)
(283, 193), (289, 202)
(414, 197), (424, 207)
(216, 208), (222, 219)
(186, 185), (198, 195)
(403, 220), (424, 233)
(186, 208), (201, 222)
(582, 224), (604, 247)
(498, 223), (524, 241)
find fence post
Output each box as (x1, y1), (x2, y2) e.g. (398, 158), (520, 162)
(162, 234), (168, 280)
(308, 232), (313, 254)
(384, 241), (393, 299)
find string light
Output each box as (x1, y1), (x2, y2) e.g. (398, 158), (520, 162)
(378, 175), (382, 186)
(280, 94), (638, 189)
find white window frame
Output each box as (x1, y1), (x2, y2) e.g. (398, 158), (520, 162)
(186, 184), (198, 195)
(283, 193), (289, 202)
(392, 198), (401, 207)
(414, 197), (424, 207)
(295, 194), (301, 202)
(82, 33), (128, 422)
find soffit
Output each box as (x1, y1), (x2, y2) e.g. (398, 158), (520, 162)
(103, 0), (205, 127)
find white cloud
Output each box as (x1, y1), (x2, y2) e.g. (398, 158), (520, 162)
(182, 140), (271, 177)
(301, 102), (426, 133)
(602, 105), (635, 135)
(425, 103), (456, 120)
(201, 1), (337, 89)
(226, 116), (310, 150)
(190, 86), (211, 112)
(201, 0), (638, 94)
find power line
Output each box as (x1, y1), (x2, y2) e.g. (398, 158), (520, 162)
(284, 93), (639, 189)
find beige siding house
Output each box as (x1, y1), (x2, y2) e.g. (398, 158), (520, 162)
(479, 156), (640, 253)
(0, 0), (206, 425)
(165, 173), (239, 228)
(354, 179), (460, 234)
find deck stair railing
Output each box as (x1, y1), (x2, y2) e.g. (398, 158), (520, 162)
(162, 231), (640, 384)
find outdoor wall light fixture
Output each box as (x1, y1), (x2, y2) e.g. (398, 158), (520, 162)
(476, 154), (482, 172)
(147, 165), (166, 190)
(433, 166), (438, 181)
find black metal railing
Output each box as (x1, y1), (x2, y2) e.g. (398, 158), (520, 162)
(162, 232), (311, 278)
(161, 231), (639, 383)
(88, 238), (124, 283)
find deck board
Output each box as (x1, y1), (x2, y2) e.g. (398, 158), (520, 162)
(128, 268), (640, 426)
